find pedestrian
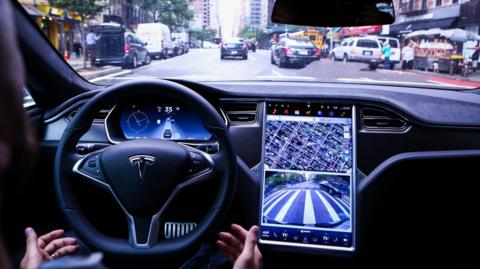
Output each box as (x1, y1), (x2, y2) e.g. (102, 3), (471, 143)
(322, 43), (329, 57)
(73, 40), (82, 59)
(85, 29), (101, 68)
(468, 43), (480, 73)
(382, 41), (392, 70)
(401, 40), (417, 71)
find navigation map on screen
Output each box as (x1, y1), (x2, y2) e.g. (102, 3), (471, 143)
(260, 102), (355, 251)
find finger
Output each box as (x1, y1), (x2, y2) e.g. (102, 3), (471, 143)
(44, 238), (78, 255)
(38, 229), (64, 248)
(53, 245), (79, 258)
(25, 227), (41, 255)
(218, 232), (243, 250)
(216, 240), (239, 262)
(231, 224), (249, 242)
(242, 226), (259, 258)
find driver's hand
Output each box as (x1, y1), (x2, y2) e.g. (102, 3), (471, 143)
(217, 224), (262, 269)
(20, 227), (79, 269)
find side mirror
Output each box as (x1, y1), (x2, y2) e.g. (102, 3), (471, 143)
(143, 42), (148, 46)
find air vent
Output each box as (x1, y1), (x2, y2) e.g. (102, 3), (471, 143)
(67, 108), (111, 123)
(360, 107), (408, 132)
(220, 102), (258, 124)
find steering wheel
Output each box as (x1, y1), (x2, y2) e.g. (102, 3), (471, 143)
(54, 80), (237, 259)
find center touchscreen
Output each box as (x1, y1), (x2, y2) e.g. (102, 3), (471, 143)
(260, 102), (355, 251)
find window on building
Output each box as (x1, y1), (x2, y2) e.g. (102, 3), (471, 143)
(436, 0), (442, 5)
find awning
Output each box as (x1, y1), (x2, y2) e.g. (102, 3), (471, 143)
(21, 4), (47, 17)
(340, 26), (382, 37)
(390, 18), (457, 34)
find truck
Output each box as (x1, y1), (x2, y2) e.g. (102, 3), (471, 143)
(136, 23), (175, 59)
(171, 32), (190, 55)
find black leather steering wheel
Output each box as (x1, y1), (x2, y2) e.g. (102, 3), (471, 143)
(54, 79), (237, 259)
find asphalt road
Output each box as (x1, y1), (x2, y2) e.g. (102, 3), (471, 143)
(91, 48), (474, 89)
(263, 181), (351, 230)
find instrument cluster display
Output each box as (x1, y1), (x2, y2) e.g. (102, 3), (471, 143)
(119, 103), (212, 141)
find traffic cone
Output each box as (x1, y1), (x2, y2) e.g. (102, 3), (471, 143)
(64, 50), (69, 60)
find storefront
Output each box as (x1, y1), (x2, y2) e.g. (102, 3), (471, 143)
(23, 4), (83, 54)
(34, 5), (66, 51)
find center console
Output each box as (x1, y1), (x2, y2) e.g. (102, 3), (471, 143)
(259, 101), (356, 252)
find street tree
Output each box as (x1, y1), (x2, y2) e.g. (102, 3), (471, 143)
(134, 0), (193, 31)
(189, 28), (216, 47)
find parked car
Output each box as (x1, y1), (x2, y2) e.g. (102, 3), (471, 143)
(220, 38), (248, 60)
(319, 181), (342, 198)
(331, 37), (383, 63)
(271, 38), (320, 67)
(203, 41), (219, 49)
(172, 32), (190, 54)
(92, 24), (151, 69)
(173, 39), (189, 55)
(137, 23), (175, 59)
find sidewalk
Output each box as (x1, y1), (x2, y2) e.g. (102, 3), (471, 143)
(412, 68), (480, 82)
(66, 55), (122, 81)
(413, 68), (480, 88)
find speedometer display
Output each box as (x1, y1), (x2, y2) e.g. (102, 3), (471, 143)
(119, 104), (212, 141)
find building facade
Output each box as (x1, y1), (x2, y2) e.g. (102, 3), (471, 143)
(248, 0), (268, 28)
(391, 0), (478, 35)
(189, 0), (219, 32)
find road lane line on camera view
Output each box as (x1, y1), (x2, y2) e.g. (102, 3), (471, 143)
(260, 102), (356, 251)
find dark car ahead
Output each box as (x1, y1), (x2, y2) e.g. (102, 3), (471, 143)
(220, 38), (248, 60)
(319, 181), (342, 198)
(92, 23), (151, 69)
(271, 38), (320, 67)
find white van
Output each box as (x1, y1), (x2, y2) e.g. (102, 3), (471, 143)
(136, 23), (175, 59)
(332, 37), (383, 62)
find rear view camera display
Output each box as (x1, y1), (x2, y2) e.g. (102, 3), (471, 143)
(260, 102), (355, 251)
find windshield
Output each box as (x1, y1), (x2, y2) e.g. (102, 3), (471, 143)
(18, 0), (480, 90)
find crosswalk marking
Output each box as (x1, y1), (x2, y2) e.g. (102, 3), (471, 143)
(303, 190), (316, 224)
(314, 191), (341, 222)
(274, 190), (301, 222)
(264, 190), (293, 215)
(264, 190), (286, 205)
(263, 190), (290, 209)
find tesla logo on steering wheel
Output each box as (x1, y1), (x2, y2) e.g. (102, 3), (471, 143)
(128, 155), (156, 183)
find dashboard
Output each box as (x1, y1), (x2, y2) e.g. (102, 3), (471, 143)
(40, 80), (480, 263)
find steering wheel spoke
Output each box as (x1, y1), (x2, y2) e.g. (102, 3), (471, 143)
(181, 145), (216, 187)
(126, 214), (161, 248)
(72, 149), (110, 190)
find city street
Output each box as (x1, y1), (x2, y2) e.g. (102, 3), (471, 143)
(90, 48), (480, 89)
(263, 181), (351, 230)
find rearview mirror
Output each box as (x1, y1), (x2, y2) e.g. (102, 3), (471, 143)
(272, 0), (395, 27)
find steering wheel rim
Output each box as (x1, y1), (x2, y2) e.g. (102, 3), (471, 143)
(54, 79), (237, 259)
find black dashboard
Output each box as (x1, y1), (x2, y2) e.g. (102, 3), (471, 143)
(40, 81), (480, 264)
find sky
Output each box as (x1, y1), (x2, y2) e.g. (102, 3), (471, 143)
(218, 0), (237, 39)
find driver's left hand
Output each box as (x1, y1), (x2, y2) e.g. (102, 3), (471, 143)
(20, 227), (79, 269)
